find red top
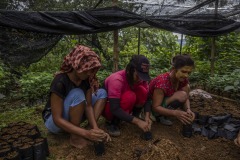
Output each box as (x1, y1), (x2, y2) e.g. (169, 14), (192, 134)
(149, 72), (188, 97)
(105, 70), (148, 98)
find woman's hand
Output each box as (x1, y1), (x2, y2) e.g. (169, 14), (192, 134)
(86, 128), (110, 142)
(145, 116), (152, 130)
(103, 132), (111, 142)
(136, 119), (150, 132)
(174, 110), (193, 125)
(186, 108), (195, 121)
(234, 133), (240, 147)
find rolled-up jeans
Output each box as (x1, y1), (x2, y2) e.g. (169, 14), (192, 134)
(45, 88), (107, 134)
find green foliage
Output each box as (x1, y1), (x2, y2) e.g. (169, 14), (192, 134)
(183, 32), (240, 98)
(0, 62), (18, 95)
(118, 28), (178, 71)
(203, 69), (240, 98)
(0, 64), (3, 78)
(149, 68), (169, 79)
(19, 72), (53, 102)
(184, 33), (240, 74)
(189, 60), (211, 84)
(97, 69), (111, 86)
(222, 69), (240, 93)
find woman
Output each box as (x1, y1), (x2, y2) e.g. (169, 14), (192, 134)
(234, 131), (240, 147)
(149, 54), (195, 126)
(103, 55), (152, 137)
(42, 45), (110, 149)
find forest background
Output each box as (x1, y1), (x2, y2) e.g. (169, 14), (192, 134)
(0, 0), (239, 108)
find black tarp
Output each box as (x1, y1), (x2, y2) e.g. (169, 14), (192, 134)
(0, 7), (144, 34)
(0, 6), (240, 66)
(1, 7), (239, 36)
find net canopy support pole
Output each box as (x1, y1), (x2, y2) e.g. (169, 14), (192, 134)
(112, 0), (119, 72)
(210, 37), (216, 76)
(113, 30), (119, 72)
(210, 0), (218, 76)
(180, 34), (183, 55)
(138, 27), (141, 55)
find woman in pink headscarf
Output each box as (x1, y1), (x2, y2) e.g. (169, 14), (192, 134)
(42, 45), (110, 149)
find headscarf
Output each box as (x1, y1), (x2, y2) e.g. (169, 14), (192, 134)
(56, 45), (101, 92)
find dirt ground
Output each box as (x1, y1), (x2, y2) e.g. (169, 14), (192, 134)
(43, 90), (240, 160)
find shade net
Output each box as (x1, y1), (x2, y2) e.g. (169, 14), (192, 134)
(0, 0), (239, 66)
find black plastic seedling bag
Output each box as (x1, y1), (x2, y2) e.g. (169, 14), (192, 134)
(182, 124), (193, 138)
(19, 144), (33, 160)
(94, 142), (105, 156)
(33, 141), (46, 160)
(141, 131), (153, 141)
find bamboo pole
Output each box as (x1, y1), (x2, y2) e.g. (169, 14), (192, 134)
(210, 0), (218, 75)
(180, 34), (183, 55)
(113, 30), (119, 72)
(138, 27), (141, 55)
(210, 37), (215, 75)
(112, 0), (119, 72)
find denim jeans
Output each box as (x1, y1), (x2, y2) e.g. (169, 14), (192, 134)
(45, 88), (107, 134)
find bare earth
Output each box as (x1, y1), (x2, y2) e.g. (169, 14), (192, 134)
(43, 91), (240, 160)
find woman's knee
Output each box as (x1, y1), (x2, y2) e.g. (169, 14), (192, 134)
(96, 88), (107, 99)
(174, 91), (188, 103)
(120, 91), (136, 109)
(134, 86), (148, 105)
(92, 88), (107, 106)
(64, 88), (86, 108)
(68, 88), (85, 98)
(137, 85), (148, 92)
(122, 90), (136, 102)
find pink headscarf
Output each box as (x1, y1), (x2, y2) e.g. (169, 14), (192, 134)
(57, 45), (101, 92)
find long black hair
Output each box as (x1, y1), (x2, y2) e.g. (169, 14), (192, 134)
(125, 55), (145, 88)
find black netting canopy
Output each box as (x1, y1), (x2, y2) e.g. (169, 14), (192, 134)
(0, 0), (240, 66)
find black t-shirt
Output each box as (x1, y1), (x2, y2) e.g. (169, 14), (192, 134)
(42, 73), (90, 121)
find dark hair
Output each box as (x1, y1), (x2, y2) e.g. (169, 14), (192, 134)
(125, 55), (146, 88)
(171, 54), (195, 69)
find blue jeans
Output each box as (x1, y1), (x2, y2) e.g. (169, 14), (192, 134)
(45, 88), (107, 134)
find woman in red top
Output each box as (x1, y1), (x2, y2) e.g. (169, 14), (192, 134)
(149, 54), (195, 126)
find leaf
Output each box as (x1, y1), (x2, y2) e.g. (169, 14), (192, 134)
(224, 86), (235, 91)
(234, 81), (239, 86)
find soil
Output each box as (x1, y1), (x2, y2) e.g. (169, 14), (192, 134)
(42, 91), (240, 160)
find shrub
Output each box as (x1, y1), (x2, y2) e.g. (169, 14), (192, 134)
(19, 72), (53, 103)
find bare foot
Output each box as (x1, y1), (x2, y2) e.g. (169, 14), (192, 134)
(69, 134), (92, 149)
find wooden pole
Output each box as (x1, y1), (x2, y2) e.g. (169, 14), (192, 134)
(210, 37), (216, 75)
(210, 0), (218, 76)
(138, 27), (141, 55)
(180, 34), (183, 55)
(113, 30), (119, 72)
(112, 0), (119, 72)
